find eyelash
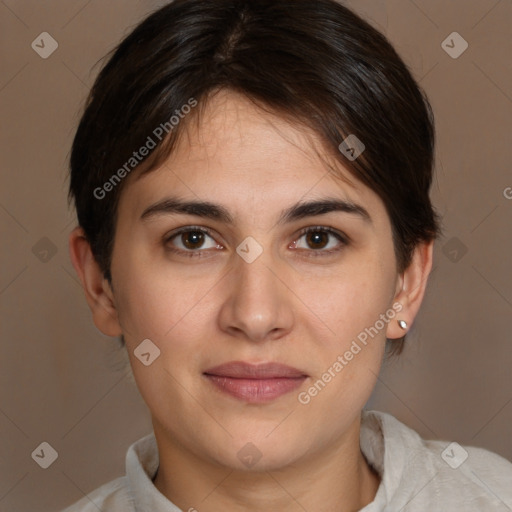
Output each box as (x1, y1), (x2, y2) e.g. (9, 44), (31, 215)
(164, 225), (349, 259)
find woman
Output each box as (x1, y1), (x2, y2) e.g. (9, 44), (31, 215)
(64, 0), (512, 510)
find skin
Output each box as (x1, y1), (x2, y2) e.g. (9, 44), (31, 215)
(70, 89), (433, 512)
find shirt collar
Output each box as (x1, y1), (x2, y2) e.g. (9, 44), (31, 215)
(360, 410), (407, 509)
(125, 432), (182, 511)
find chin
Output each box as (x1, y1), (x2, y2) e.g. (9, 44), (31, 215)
(207, 434), (306, 473)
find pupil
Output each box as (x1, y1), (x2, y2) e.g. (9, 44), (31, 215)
(307, 231), (327, 249)
(183, 231), (204, 249)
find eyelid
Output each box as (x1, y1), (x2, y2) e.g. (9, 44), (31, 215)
(165, 225), (216, 240)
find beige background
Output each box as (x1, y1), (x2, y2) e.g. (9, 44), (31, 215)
(1, 1), (511, 510)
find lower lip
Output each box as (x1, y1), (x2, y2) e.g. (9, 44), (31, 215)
(204, 374), (307, 403)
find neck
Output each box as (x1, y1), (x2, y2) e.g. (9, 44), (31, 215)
(152, 417), (380, 512)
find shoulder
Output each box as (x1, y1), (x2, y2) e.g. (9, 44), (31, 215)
(59, 476), (135, 512)
(364, 410), (512, 510)
(423, 437), (512, 507)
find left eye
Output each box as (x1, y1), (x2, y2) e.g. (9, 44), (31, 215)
(293, 228), (347, 252)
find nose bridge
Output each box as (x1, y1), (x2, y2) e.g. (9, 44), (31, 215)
(237, 248), (277, 298)
(217, 245), (294, 341)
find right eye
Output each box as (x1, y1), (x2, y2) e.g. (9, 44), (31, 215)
(164, 227), (224, 257)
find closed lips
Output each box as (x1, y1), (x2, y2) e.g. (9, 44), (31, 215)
(203, 361), (308, 379)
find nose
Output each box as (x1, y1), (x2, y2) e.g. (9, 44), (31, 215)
(217, 249), (295, 343)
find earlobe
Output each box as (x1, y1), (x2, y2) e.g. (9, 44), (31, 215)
(386, 241), (434, 340)
(68, 227), (123, 337)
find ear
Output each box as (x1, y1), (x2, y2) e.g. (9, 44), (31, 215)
(68, 227), (123, 337)
(386, 240), (434, 340)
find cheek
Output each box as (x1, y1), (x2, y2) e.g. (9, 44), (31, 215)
(294, 250), (395, 403)
(296, 275), (390, 421)
(114, 266), (211, 341)
(304, 255), (396, 343)
(111, 258), (216, 406)
(111, 248), (227, 375)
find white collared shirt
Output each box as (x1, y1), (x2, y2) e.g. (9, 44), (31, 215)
(61, 410), (512, 511)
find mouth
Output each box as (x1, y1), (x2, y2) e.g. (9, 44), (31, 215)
(203, 361), (308, 403)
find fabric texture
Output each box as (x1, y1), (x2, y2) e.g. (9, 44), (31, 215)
(60, 410), (512, 511)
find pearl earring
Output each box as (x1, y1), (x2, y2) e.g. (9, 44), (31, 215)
(398, 320), (408, 330)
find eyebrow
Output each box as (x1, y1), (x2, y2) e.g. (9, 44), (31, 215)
(140, 196), (372, 224)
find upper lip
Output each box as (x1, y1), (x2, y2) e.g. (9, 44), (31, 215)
(204, 361), (308, 379)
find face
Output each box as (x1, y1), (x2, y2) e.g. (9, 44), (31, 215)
(109, 90), (401, 470)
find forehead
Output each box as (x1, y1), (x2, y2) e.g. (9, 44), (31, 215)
(118, 90), (385, 223)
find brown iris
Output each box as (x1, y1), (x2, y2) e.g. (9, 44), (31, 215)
(306, 231), (329, 250)
(181, 231), (206, 250)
